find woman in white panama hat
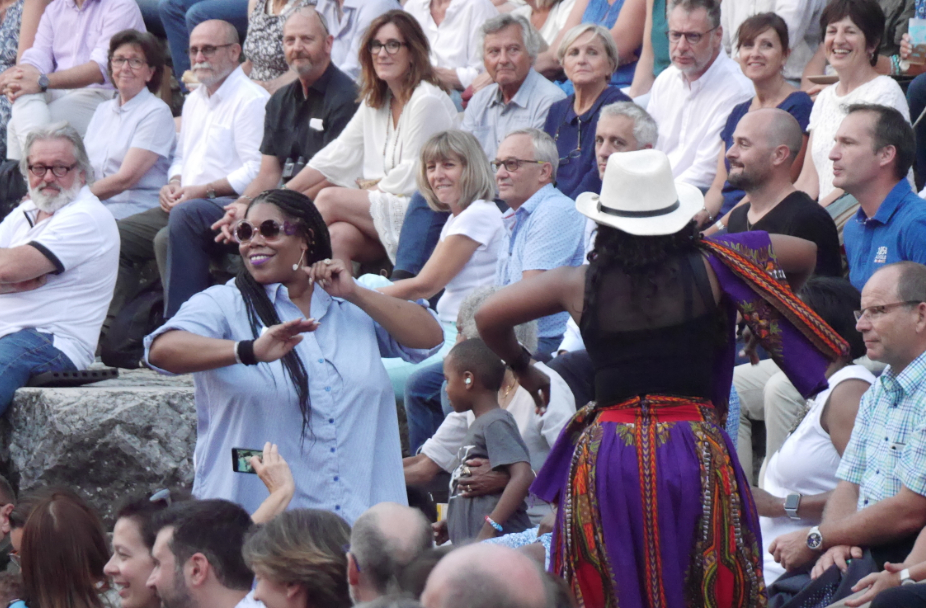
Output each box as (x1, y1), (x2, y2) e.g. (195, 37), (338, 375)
(476, 148), (849, 607)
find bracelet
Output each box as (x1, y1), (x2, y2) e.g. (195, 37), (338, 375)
(714, 219), (725, 231)
(169, 177), (181, 184)
(236, 340), (258, 366)
(891, 54), (903, 76)
(504, 345), (533, 374)
(240, 195), (254, 202)
(485, 515), (503, 532)
(701, 205), (714, 223)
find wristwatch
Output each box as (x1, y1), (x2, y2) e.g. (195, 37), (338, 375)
(784, 493), (802, 520)
(37, 73), (49, 93)
(205, 184), (217, 200)
(900, 568), (917, 586)
(806, 525), (824, 551)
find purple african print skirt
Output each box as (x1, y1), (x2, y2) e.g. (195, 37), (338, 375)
(533, 394), (767, 608)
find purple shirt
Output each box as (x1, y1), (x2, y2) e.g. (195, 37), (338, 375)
(20, 0), (145, 88)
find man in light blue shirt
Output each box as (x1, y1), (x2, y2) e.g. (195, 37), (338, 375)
(315, 0), (400, 81)
(837, 104), (926, 291)
(494, 128), (585, 356)
(461, 13), (566, 160)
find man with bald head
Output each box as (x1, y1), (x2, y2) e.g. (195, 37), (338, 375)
(420, 544), (548, 608)
(727, 108), (842, 475)
(347, 502), (432, 604)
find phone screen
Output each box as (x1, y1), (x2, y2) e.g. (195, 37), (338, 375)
(232, 448), (262, 474)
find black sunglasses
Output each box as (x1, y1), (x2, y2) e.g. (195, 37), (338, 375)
(233, 219), (299, 244)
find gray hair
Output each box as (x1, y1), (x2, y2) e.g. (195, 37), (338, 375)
(667, 0), (722, 29)
(356, 596), (423, 608)
(600, 101), (658, 148)
(504, 128), (559, 181)
(480, 13), (543, 61)
(20, 122), (94, 186)
(458, 286), (538, 353)
(350, 507), (432, 596)
(882, 261), (926, 303)
(285, 6), (329, 37)
(557, 24), (620, 76)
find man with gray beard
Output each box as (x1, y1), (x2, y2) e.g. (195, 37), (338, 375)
(115, 19), (268, 319)
(0, 123), (118, 414)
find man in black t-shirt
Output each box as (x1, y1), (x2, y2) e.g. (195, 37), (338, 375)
(724, 108), (842, 277)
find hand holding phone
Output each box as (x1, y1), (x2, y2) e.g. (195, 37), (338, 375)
(232, 447), (263, 474)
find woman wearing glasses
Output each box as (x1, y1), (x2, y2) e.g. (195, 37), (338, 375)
(290, 10), (457, 268)
(145, 189), (442, 520)
(82, 30), (175, 220)
(542, 24), (629, 200)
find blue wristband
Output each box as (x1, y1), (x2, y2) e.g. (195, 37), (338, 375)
(485, 516), (503, 532)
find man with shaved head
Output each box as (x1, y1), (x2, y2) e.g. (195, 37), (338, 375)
(346, 502), (432, 604)
(727, 108), (842, 475)
(420, 544), (548, 608)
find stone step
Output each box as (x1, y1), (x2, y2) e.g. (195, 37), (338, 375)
(0, 368), (196, 524)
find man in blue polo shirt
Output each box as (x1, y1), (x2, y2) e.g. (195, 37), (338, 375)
(837, 103), (926, 290)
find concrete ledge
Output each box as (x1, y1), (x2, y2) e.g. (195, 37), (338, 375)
(0, 369), (196, 523)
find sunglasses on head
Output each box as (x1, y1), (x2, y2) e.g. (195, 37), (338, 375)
(233, 219), (299, 244)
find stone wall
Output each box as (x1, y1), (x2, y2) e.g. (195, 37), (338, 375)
(0, 370), (196, 524)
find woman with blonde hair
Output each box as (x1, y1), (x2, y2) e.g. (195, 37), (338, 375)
(286, 9), (458, 267)
(243, 509), (352, 608)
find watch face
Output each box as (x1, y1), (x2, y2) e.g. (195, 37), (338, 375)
(785, 494), (801, 510)
(807, 532), (823, 551)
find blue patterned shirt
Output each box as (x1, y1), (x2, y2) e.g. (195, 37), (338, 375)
(836, 350), (926, 509)
(144, 277), (439, 523)
(495, 183), (585, 338)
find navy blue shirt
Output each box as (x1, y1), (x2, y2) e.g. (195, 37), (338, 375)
(718, 91), (813, 217)
(844, 180), (926, 290)
(543, 86), (631, 200)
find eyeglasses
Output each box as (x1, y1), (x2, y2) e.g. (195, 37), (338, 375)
(149, 488), (172, 507)
(342, 544), (361, 572)
(28, 163), (78, 178)
(112, 57), (148, 69)
(668, 26), (718, 45)
(233, 219), (299, 244)
(554, 119), (583, 165)
(853, 300), (922, 322)
(369, 40), (407, 55)
(188, 43), (234, 58)
(8, 551), (18, 568)
(490, 158), (546, 172)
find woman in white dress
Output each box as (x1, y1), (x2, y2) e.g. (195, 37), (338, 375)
(295, 9), (458, 267)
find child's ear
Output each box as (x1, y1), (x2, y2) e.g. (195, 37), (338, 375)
(463, 371), (474, 388)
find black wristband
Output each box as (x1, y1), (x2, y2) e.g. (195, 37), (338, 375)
(237, 340), (258, 366)
(505, 345), (533, 374)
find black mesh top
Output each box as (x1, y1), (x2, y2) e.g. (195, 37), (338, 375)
(579, 250), (728, 406)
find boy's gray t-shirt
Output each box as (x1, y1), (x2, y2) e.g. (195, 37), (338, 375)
(446, 407), (532, 543)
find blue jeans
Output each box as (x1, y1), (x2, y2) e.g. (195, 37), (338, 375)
(165, 197), (238, 317)
(136, 0), (165, 37)
(392, 191), (449, 277)
(0, 329), (77, 415)
(908, 73), (926, 190)
(158, 0), (248, 83)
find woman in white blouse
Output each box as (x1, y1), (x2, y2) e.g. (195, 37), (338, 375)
(294, 10), (458, 267)
(83, 30), (175, 220)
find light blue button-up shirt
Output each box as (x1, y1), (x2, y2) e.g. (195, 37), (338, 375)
(496, 183), (585, 338)
(461, 68), (566, 159)
(144, 278), (439, 523)
(315, 0), (400, 81)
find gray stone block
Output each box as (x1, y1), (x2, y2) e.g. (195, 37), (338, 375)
(0, 369), (196, 524)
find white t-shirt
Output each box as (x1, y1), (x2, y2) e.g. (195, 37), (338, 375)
(760, 364), (876, 586)
(809, 76), (910, 201)
(0, 187), (119, 368)
(435, 200), (504, 323)
(421, 361), (576, 523)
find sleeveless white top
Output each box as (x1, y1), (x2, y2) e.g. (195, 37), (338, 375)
(761, 364), (876, 585)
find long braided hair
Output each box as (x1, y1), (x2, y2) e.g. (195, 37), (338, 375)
(235, 189), (333, 442)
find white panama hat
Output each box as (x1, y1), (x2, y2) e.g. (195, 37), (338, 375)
(575, 149), (704, 236)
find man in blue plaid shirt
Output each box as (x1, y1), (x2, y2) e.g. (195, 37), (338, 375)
(769, 262), (926, 577)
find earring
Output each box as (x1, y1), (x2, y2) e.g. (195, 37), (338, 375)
(292, 250), (305, 272)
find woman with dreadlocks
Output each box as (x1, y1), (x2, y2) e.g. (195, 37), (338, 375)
(475, 150), (850, 608)
(145, 189), (443, 521)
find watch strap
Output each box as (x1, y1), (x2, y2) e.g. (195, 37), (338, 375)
(901, 568), (916, 585)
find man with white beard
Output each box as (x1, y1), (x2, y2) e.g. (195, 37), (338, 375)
(116, 19), (268, 318)
(0, 122), (118, 414)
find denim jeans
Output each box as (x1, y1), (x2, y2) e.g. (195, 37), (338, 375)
(165, 197), (237, 317)
(0, 329), (77, 415)
(908, 73), (926, 190)
(135, 0), (166, 37)
(392, 191), (449, 278)
(158, 0), (248, 84)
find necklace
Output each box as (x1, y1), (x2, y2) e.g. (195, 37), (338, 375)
(499, 376), (519, 403)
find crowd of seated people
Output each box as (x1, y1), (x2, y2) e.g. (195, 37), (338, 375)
(6, 0), (926, 604)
